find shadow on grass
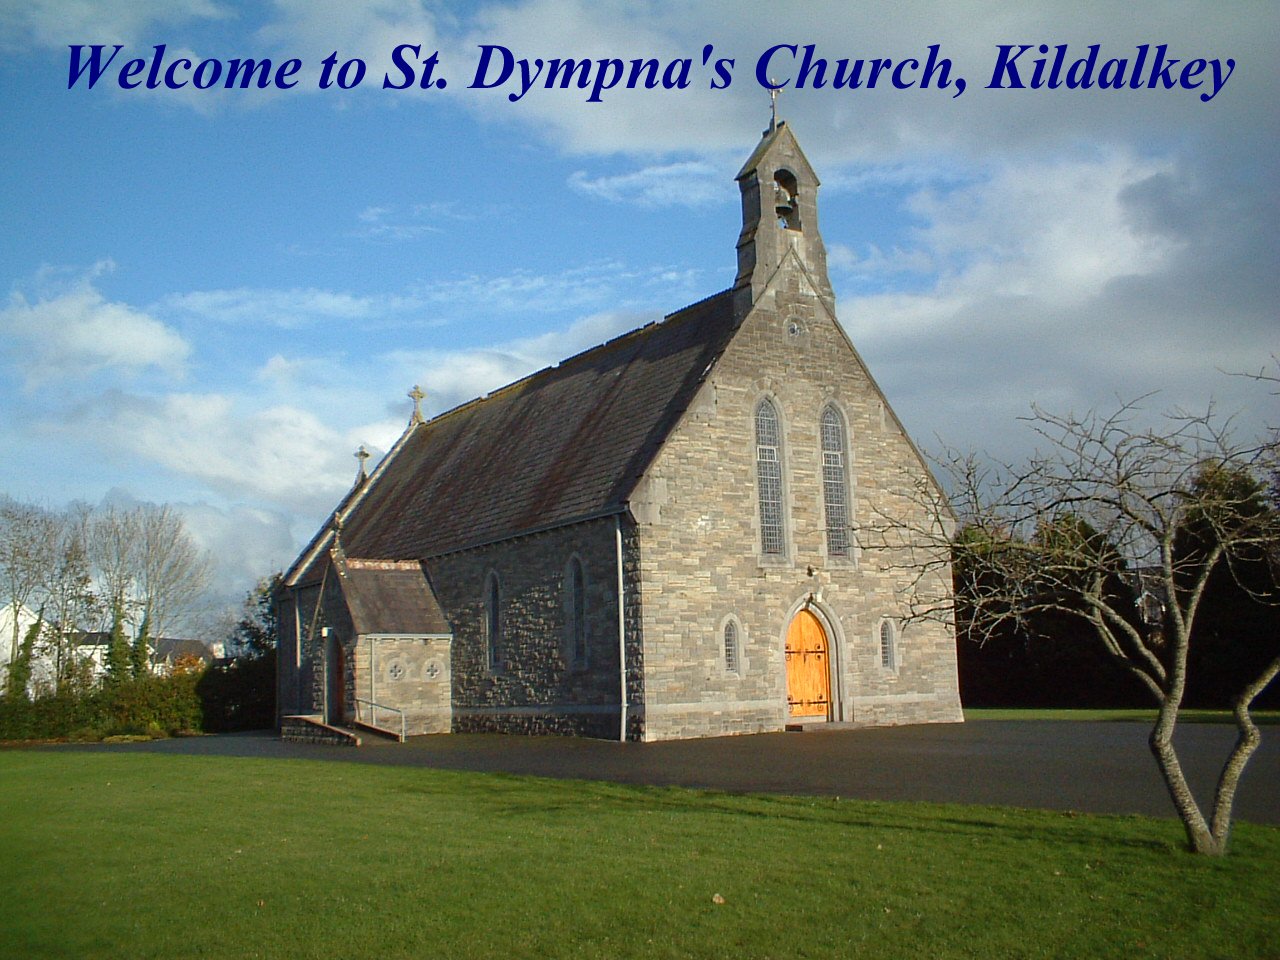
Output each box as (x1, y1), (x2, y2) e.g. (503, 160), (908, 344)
(437, 768), (1186, 855)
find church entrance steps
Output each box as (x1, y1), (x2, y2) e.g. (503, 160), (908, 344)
(352, 719), (406, 743)
(784, 720), (867, 733)
(281, 715), (363, 746)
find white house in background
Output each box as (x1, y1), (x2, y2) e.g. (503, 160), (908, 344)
(1, 603), (50, 694)
(2, 603), (222, 694)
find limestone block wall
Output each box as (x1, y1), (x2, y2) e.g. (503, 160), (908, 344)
(351, 634), (451, 735)
(631, 267), (962, 741)
(427, 517), (641, 739)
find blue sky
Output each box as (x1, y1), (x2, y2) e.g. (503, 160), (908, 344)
(1, 1), (1276, 605)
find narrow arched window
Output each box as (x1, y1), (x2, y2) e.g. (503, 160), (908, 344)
(880, 620), (897, 672)
(821, 405), (851, 558)
(755, 399), (785, 555)
(566, 557), (587, 667)
(485, 572), (501, 671)
(723, 620), (740, 674)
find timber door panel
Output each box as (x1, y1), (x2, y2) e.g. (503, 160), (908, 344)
(785, 610), (830, 718)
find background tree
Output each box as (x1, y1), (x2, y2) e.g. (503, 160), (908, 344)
(5, 614), (41, 703)
(1176, 463), (1280, 709)
(0, 498), (58, 685)
(89, 505), (140, 633)
(104, 600), (130, 685)
(131, 611), (151, 680)
(198, 574), (279, 731)
(39, 511), (100, 691)
(133, 503), (212, 640)
(867, 398), (1279, 856)
(952, 520), (1151, 708)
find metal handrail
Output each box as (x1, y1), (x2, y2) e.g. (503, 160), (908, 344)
(354, 697), (406, 742)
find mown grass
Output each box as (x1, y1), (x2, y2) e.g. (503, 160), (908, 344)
(1, 750), (1277, 959)
(965, 708), (1280, 724)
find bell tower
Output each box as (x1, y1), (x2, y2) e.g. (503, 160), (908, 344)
(733, 120), (835, 316)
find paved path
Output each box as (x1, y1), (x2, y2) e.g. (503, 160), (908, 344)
(56, 719), (1280, 826)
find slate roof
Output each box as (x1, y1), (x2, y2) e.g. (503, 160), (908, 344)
(288, 288), (741, 583)
(336, 558), (451, 635)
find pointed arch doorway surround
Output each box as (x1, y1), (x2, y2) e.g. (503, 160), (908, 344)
(785, 609), (831, 719)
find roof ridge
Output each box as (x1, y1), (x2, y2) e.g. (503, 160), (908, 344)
(415, 288), (735, 434)
(289, 287), (742, 564)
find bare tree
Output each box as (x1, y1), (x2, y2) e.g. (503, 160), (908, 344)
(134, 503), (212, 639)
(1, 497), (214, 687)
(89, 505), (141, 629)
(87, 503), (212, 638)
(0, 498), (59, 680)
(865, 399), (1279, 856)
(39, 508), (101, 690)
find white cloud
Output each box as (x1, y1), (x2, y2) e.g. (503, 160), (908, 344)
(828, 242), (935, 282)
(163, 286), (418, 328)
(157, 260), (682, 334)
(915, 152), (1179, 304)
(0, 0), (229, 49)
(352, 202), (469, 242)
(382, 309), (646, 416)
(842, 151), (1179, 328)
(837, 149), (1274, 461)
(252, 0), (446, 92)
(177, 499), (301, 599)
(568, 161), (722, 207)
(406, 260), (702, 319)
(1, 262), (191, 386)
(77, 391), (356, 511)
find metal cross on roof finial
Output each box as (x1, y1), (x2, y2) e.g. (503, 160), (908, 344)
(408, 384), (426, 424)
(354, 444), (370, 481)
(769, 80), (781, 130)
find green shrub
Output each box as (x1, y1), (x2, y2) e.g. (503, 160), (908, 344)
(197, 651), (276, 732)
(0, 671), (205, 741)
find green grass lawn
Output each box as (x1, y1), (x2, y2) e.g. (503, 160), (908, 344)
(1, 750), (1277, 959)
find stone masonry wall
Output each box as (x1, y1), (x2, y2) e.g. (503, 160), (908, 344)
(350, 634), (451, 736)
(427, 517), (633, 739)
(279, 567), (356, 724)
(631, 258), (963, 741)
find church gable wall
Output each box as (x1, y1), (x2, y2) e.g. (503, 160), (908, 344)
(427, 516), (635, 739)
(632, 268), (962, 740)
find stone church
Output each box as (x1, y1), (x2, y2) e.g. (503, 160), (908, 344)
(276, 121), (963, 742)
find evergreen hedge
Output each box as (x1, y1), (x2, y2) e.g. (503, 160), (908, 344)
(0, 671), (203, 741)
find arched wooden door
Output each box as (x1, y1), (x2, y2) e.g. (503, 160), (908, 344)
(785, 610), (831, 719)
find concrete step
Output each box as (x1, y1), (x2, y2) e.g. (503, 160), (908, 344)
(352, 719), (405, 742)
(784, 720), (866, 733)
(281, 715), (362, 746)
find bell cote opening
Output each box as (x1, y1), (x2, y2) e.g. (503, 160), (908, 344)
(734, 122), (835, 313)
(774, 169), (800, 230)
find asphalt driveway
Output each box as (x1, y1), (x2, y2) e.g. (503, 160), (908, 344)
(56, 718), (1280, 826)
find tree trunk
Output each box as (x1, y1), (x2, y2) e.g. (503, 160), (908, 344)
(1208, 656), (1280, 851)
(1149, 705), (1225, 855)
